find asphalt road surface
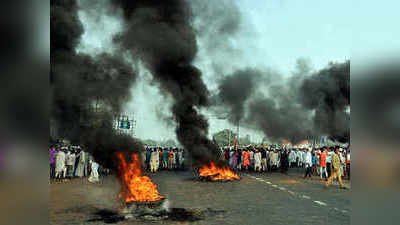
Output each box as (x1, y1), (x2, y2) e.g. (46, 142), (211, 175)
(50, 169), (350, 225)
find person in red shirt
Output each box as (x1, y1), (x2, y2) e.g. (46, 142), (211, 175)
(158, 149), (163, 169)
(318, 147), (328, 179)
(242, 149), (250, 170)
(168, 149), (174, 170)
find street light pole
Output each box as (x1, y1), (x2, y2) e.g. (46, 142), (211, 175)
(237, 119), (240, 146)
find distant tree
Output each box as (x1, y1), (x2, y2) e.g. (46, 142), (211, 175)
(238, 134), (251, 146)
(161, 139), (177, 147)
(142, 139), (158, 147)
(212, 129), (236, 147)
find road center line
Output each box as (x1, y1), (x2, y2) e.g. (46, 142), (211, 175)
(302, 195), (311, 199)
(314, 201), (327, 206)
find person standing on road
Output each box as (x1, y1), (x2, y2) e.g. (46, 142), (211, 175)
(339, 148), (346, 177)
(346, 148), (350, 180)
(249, 148), (255, 170)
(150, 149), (159, 173)
(75, 148), (86, 178)
(177, 149), (184, 169)
(280, 149), (289, 173)
(55, 148), (66, 180)
(65, 149), (76, 178)
(254, 149), (262, 172)
(50, 146), (57, 179)
(261, 148), (267, 172)
(162, 148), (168, 169)
(237, 149), (242, 171)
(318, 147), (328, 180)
(88, 160), (100, 183)
(243, 149), (250, 170)
(315, 149), (321, 177)
(325, 148), (347, 189)
(146, 148), (152, 170)
(289, 149), (296, 168)
(312, 151), (317, 176)
(326, 147), (334, 177)
(304, 148), (313, 179)
(231, 150), (238, 170)
(228, 149), (233, 167)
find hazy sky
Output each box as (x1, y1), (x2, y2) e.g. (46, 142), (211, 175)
(77, 0), (359, 142)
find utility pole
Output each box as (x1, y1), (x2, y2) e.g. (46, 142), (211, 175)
(236, 119), (240, 146)
(228, 130), (231, 147)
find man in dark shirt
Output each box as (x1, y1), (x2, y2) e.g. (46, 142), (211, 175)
(261, 148), (267, 172)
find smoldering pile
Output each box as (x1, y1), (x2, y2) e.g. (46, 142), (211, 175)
(88, 205), (226, 223)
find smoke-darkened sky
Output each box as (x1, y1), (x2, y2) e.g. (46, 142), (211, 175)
(77, 0), (352, 143)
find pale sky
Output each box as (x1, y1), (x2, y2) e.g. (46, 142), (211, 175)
(77, 0), (396, 143)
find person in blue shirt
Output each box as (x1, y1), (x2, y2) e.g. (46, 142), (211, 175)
(146, 148), (152, 170)
(311, 152), (317, 176)
(163, 148), (169, 169)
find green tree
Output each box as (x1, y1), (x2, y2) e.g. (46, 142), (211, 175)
(212, 129), (236, 147)
(238, 134), (251, 146)
(161, 139), (177, 147)
(142, 139), (158, 146)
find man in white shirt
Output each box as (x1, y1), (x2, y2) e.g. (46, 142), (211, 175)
(254, 150), (262, 172)
(55, 149), (66, 180)
(304, 148), (313, 179)
(88, 160), (99, 183)
(150, 149), (159, 173)
(74, 148), (86, 178)
(288, 150), (295, 168)
(65, 150), (76, 178)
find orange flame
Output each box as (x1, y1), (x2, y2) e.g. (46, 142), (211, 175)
(117, 152), (163, 203)
(198, 162), (240, 181)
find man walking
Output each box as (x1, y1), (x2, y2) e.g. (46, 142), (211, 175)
(325, 148), (347, 189)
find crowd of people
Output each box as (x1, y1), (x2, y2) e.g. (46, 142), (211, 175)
(50, 141), (350, 189)
(49, 144), (109, 183)
(219, 145), (350, 182)
(142, 146), (185, 173)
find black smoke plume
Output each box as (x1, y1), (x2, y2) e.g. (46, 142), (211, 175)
(109, 0), (220, 165)
(300, 61), (350, 142)
(51, 0), (143, 169)
(216, 68), (263, 124)
(215, 60), (350, 144)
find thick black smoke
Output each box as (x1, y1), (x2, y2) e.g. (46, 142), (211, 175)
(109, 0), (220, 165)
(191, 0), (241, 55)
(51, 0), (143, 169)
(216, 68), (263, 124)
(215, 60), (350, 143)
(300, 61), (350, 142)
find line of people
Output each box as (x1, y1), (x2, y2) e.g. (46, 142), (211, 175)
(49, 145), (110, 183)
(220, 145), (350, 181)
(142, 147), (185, 173)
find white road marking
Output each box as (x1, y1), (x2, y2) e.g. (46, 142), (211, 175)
(314, 201), (327, 206)
(247, 175), (347, 213)
(302, 195), (311, 199)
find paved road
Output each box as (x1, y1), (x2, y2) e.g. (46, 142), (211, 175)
(50, 169), (350, 225)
